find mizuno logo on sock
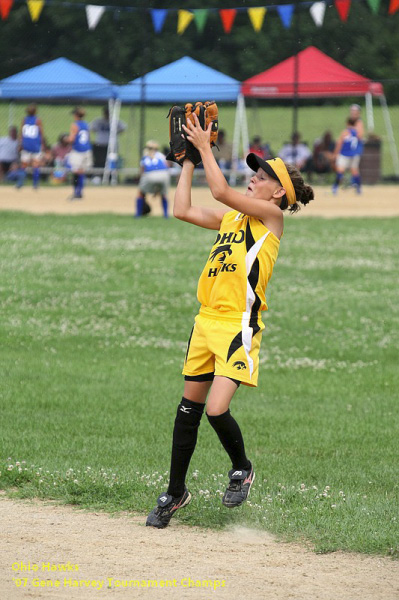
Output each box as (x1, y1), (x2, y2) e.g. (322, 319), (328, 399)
(180, 406), (191, 413)
(232, 471), (243, 476)
(160, 496), (168, 502)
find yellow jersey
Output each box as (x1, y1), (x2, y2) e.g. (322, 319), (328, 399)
(197, 210), (280, 316)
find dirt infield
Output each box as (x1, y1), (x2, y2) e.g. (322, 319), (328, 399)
(1, 495), (398, 600)
(0, 183), (398, 217)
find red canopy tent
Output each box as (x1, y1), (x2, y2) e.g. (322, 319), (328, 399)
(241, 46), (383, 99)
(229, 47), (398, 181)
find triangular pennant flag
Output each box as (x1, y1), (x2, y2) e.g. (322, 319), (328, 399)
(389, 0), (399, 13)
(27, 0), (44, 22)
(219, 9), (237, 34)
(151, 8), (167, 33)
(366, 0), (380, 12)
(335, 0), (351, 21)
(85, 5), (105, 30)
(193, 8), (208, 33)
(277, 4), (294, 28)
(248, 7), (266, 32)
(310, 1), (326, 26)
(177, 9), (194, 34)
(0, 0), (13, 20)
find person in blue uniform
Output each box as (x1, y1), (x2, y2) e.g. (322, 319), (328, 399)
(66, 107), (93, 200)
(19, 104), (44, 189)
(135, 140), (170, 218)
(333, 118), (362, 194)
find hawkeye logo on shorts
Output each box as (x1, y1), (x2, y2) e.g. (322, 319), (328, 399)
(207, 230), (244, 278)
(233, 361), (247, 370)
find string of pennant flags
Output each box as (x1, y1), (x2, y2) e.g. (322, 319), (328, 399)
(0, 0), (398, 30)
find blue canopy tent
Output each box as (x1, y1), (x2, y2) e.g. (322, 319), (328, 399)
(119, 56), (240, 103)
(0, 58), (121, 183)
(118, 57), (242, 163)
(0, 57), (117, 100)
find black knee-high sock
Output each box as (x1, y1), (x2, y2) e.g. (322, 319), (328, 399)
(167, 397), (205, 498)
(207, 410), (251, 471)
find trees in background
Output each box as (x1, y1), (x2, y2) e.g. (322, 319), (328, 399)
(1, 0), (399, 102)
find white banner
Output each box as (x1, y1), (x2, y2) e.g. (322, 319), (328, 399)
(310, 1), (326, 26)
(85, 5), (105, 30)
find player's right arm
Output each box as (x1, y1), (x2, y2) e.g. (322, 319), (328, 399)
(355, 118), (365, 140)
(66, 123), (78, 144)
(18, 119), (24, 151)
(173, 160), (227, 230)
(333, 130), (345, 158)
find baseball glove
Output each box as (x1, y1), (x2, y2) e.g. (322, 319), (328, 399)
(166, 101), (218, 166)
(204, 101), (219, 148)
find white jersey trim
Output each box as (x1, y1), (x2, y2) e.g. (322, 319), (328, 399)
(242, 231), (270, 377)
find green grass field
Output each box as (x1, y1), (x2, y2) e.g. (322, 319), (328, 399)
(1, 102), (398, 176)
(1, 212), (398, 557)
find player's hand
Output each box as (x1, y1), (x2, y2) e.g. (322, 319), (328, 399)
(183, 113), (211, 152)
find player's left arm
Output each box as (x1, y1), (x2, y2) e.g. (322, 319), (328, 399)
(183, 115), (283, 225)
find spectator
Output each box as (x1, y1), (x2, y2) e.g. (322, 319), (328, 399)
(212, 129), (233, 171)
(136, 140), (170, 218)
(5, 160), (27, 188)
(278, 132), (312, 171)
(0, 126), (19, 180)
(49, 134), (71, 185)
(42, 139), (54, 168)
(249, 135), (273, 160)
(90, 106), (127, 168)
(52, 134), (72, 164)
(311, 131), (336, 178)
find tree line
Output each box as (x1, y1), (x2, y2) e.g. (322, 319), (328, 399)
(1, 0), (399, 102)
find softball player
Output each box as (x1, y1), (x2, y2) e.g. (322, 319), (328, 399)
(349, 103), (365, 143)
(135, 140), (170, 218)
(19, 104), (44, 189)
(332, 117), (362, 194)
(66, 107), (93, 200)
(146, 114), (314, 528)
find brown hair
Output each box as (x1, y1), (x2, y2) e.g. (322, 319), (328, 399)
(26, 104), (37, 116)
(73, 107), (85, 118)
(279, 163), (314, 213)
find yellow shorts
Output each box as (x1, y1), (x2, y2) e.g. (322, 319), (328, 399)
(182, 306), (265, 387)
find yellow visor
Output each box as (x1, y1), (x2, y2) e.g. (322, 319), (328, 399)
(246, 154), (297, 206)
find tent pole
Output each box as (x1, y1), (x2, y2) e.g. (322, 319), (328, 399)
(139, 76), (146, 161)
(365, 93), (374, 132)
(292, 0), (300, 136)
(230, 93), (243, 186)
(8, 102), (15, 128)
(241, 96), (250, 185)
(379, 94), (399, 177)
(126, 104), (135, 173)
(292, 53), (299, 134)
(110, 99), (121, 185)
(102, 98), (115, 184)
